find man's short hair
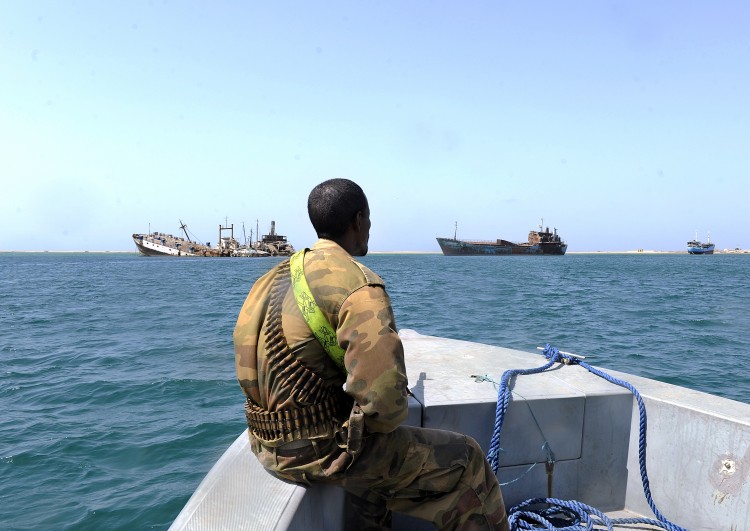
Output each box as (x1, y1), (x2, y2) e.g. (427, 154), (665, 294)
(308, 179), (368, 239)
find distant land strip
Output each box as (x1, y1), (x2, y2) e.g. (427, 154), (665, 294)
(2, 249), (750, 254)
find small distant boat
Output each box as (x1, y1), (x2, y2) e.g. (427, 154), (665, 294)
(436, 221), (567, 256)
(687, 232), (715, 255)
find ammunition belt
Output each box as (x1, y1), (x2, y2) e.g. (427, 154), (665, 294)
(264, 261), (331, 404)
(245, 392), (351, 445)
(245, 260), (352, 445)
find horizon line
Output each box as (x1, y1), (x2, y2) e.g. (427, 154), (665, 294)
(4, 249), (748, 255)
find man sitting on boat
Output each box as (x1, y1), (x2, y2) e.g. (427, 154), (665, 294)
(234, 179), (509, 530)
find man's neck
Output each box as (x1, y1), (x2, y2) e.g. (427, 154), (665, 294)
(321, 234), (359, 256)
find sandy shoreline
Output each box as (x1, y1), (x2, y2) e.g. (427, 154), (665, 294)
(0, 250), (137, 254)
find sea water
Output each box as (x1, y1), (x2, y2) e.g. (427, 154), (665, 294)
(1, 252), (748, 529)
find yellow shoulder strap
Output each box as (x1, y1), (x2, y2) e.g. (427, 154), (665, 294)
(289, 249), (347, 371)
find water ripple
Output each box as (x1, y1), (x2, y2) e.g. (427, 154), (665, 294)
(2, 252), (749, 529)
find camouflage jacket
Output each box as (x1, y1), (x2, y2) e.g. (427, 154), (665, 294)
(234, 239), (409, 438)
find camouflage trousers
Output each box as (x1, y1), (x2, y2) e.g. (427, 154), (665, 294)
(253, 425), (509, 530)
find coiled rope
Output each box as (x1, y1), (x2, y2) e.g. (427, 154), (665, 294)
(486, 344), (688, 531)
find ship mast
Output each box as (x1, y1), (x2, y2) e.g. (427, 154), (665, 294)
(454, 221), (457, 240)
(179, 220), (192, 242)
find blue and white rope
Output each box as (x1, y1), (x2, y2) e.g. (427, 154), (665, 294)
(487, 344), (688, 531)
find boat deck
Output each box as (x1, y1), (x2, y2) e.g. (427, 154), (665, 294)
(170, 330), (750, 530)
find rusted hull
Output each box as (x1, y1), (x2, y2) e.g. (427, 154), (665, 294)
(133, 236), (200, 256)
(132, 222), (294, 257)
(134, 240), (179, 256)
(436, 238), (567, 256)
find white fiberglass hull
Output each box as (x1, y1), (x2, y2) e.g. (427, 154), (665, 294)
(170, 331), (750, 530)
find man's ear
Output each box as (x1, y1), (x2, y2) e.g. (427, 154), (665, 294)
(352, 210), (363, 232)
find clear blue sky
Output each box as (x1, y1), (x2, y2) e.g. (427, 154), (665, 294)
(2, 1), (749, 252)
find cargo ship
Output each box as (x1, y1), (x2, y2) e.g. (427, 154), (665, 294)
(132, 220), (294, 257)
(687, 232), (715, 255)
(436, 221), (567, 255)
